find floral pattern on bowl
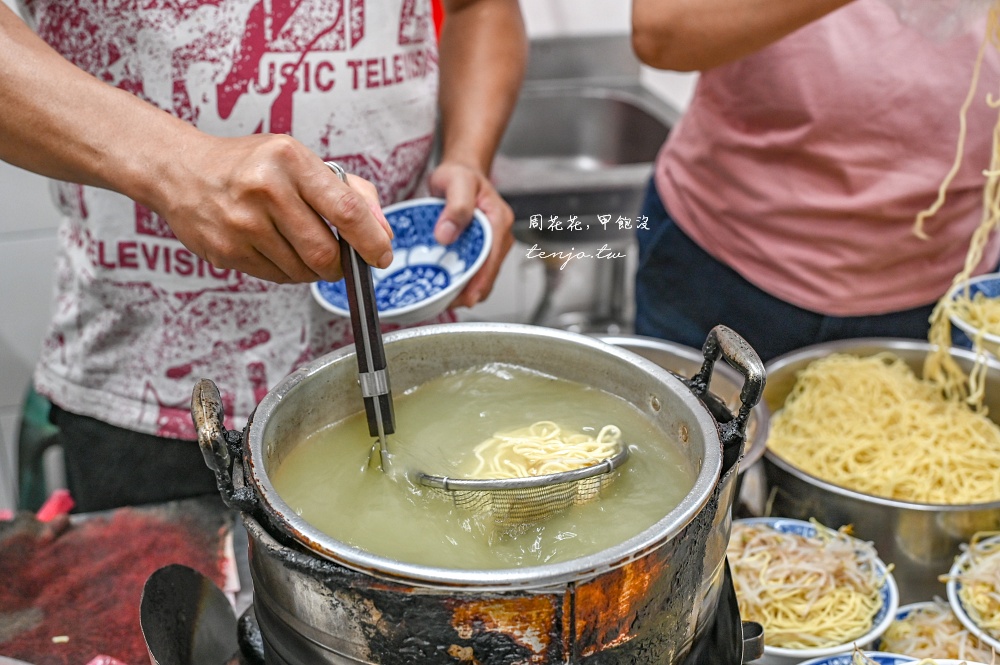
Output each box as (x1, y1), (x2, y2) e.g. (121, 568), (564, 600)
(312, 197), (491, 325)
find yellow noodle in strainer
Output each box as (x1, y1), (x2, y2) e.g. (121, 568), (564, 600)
(464, 421), (622, 479)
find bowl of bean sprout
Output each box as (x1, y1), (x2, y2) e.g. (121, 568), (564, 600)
(875, 599), (997, 662)
(945, 531), (1000, 655)
(729, 517), (899, 665)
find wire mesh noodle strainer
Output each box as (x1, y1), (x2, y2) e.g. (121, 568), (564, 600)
(416, 443), (630, 529)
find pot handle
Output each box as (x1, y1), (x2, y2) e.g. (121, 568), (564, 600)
(741, 621), (765, 663)
(686, 326), (765, 470)
(191, 378), (258, 513)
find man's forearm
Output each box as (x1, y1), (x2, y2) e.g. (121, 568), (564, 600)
(0, 3), (205, 210)
(437, 0), (527, 175)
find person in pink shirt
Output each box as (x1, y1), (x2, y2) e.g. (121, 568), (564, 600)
(631, 0), (1000, 362)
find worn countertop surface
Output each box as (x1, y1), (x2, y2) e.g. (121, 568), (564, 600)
(0, 495), (245, 665)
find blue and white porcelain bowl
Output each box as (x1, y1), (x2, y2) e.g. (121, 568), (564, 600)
(947, 273), (1000, 356)
(946, 532), (1000, 655)
(874, 600), (996, 664)
(734, 517), (900, 665)
(797, 652), (915, 665)
(312, 197), (492, 326)
(872, 601), (940, 654)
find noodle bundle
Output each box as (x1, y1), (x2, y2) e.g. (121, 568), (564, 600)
(920, 2), (1000, 409)
(879, 598), (997, 662)
(947, 531), (1000, 644)
(728, 520), (887, 650)
(464, 421), (622, 479)
(767, 353), (1000, 504)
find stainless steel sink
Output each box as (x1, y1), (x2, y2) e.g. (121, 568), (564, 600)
(491, 35), (679, 246)
(487, 35), (680, 333)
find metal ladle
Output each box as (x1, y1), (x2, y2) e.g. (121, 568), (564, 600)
(139, 563), (238, 665)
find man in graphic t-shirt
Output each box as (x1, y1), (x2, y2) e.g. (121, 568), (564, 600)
(0, 0), (526, 511)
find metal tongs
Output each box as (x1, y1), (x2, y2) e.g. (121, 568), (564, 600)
(325, 161), (395, 470)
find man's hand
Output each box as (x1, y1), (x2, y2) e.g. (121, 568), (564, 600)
(429, 161), (515, 308)
(149, 133), (394, 284)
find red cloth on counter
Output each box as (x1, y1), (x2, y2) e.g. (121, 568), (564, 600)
(0, 502), (231, 665)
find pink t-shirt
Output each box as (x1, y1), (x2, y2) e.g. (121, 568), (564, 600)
(656, 0), (1000, 316)
(27, 0), (443, 438)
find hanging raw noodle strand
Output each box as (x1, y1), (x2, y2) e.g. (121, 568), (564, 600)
(922, 3), (1000, 409)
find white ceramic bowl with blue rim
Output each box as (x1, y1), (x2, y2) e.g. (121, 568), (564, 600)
(797, 652), (915, 665)
(946, 273), (1000, 357)
(311, 197), (492, 326)
(946, 532), (1000, 654)
(733, 517), (900, 665)
(873, 598), (999, 662)
(872, 601), (940, 654)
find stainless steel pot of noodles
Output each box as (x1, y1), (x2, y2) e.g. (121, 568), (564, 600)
(761, 337), (1000, 605)
(191, 322), (765, 665)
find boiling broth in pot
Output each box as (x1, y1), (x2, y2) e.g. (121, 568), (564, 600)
(271, 362), (696, 569)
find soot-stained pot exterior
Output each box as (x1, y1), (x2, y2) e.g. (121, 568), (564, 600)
(192, 323), (764, 664)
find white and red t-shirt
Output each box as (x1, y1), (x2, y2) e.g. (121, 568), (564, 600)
(656, 0), (1000, 317)
(27, 0), (442, 438)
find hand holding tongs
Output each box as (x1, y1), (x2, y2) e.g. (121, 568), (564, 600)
(325, 161), (395, 471)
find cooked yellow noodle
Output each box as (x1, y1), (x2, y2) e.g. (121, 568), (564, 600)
(766, 353), (1000, 504)
(921, 3), (1000, 409)
(465, 421), (621, 479)
(728, 521), (885, 650)
(879, 598), (997, 662)
(853, 648), (988, 665)
(945, 531), (1000, 644)
(955, 293), (1000, 338)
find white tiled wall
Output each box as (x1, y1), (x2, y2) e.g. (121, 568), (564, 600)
(0, 0), (698, 512)
(0, 167), (60, 512)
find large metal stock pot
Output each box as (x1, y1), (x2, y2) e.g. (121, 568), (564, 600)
(191, 323), (764, 665)
(762, 338), (1000, 605)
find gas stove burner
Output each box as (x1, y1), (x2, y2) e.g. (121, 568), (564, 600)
(234, 563), (764, 665)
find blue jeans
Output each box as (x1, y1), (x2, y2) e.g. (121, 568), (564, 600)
(633, 179), (937, 363)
